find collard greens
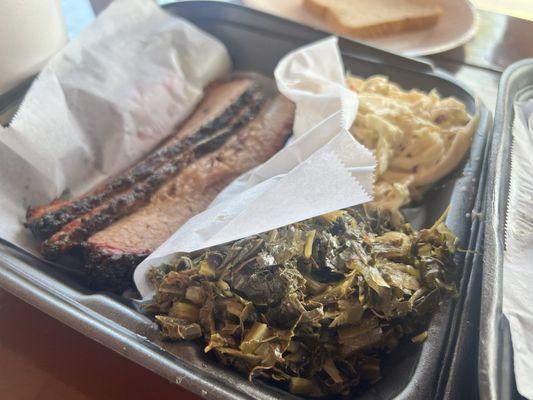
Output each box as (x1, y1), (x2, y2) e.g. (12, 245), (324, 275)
(147, 207), (458, 396)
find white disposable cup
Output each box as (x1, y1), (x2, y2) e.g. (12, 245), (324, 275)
(0, 0), (68, 94)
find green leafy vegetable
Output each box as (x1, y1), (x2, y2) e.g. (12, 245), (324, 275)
(147, 207), (458, 396)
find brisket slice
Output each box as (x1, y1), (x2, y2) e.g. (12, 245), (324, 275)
(40, 90), (265, 257)
(26, 78), (260, 240)
(84, 94), (295, 292)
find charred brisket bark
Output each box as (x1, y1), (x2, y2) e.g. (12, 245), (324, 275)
(26, 77), (295, 292)
(26, 78), (261, 239)
(40, 89), (265, 257)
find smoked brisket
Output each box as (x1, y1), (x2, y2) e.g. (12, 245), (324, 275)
(40, 88), (265, 257)
(26, 77), (295, 292)
(26, 78), (261, 239)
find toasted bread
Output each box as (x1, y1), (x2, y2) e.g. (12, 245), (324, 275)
(303, 0), (443, 38)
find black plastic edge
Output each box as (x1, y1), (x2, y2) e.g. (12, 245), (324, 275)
(479, 58), (533, 400)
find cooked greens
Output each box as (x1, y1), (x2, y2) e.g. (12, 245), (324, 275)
(147, 207), (458, 396)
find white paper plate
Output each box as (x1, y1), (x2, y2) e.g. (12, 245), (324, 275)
(243, 0), (479, 56)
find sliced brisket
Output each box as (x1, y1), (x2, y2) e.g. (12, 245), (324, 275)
(84, 94), (295, 291)
(40, 89), (265, 257)
(26, 75), (296, 292)
(26, 78), (260, 240)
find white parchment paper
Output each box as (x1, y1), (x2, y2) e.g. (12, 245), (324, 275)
(134, 37), (376, 298)
(0, 0), (231, 251)
(503, 99), (533, 400)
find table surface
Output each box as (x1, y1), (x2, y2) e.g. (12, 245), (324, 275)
(1, 2), (533, 400)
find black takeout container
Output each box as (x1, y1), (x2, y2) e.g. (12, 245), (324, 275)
(0, 2), (492, 399)
(479, 58), (533, 400)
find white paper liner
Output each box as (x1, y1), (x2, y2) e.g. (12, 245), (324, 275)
(503, 99), (533, 400)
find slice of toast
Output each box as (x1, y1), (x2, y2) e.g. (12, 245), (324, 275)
(303, 0), (443, 38)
